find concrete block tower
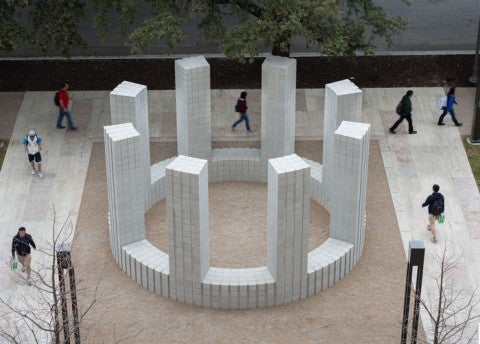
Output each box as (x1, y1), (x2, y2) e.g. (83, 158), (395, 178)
(166, 155), (209, 305)
(175, 56), (211, 160)
(267, 154), (310, 304)
(110, 81), (151, 210)
(261, 56), (297, 160)
(322, 79), (362, 206)
(330, 121), (370, 265)
(104, 123), (146, 266)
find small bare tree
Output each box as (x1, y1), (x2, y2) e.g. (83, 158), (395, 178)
(0, 207), (106, 343)
(410, 244), (480, 344)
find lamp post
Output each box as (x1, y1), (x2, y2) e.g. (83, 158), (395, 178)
(55, 243), (81, 344)
(401, 240), (425, 344)
(469, 18), (479, 84)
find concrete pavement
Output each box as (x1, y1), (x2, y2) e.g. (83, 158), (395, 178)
(0, 86), (479, 342)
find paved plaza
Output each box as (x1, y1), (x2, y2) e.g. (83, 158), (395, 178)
(0, 86), (478, 342)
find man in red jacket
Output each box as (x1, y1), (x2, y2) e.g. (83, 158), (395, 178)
(56, 83), (77, 130)
(232, 91), (255, 132)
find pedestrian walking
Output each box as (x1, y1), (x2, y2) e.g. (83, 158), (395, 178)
(56, 83), (78, 130)
(422, 184), (445, 243)
(389, 90), (417, 134)
(11, 227), (36, 285)
(438, 86), (463, 127)
(23, 129), (43, 178)
(232, 91), (255, 132)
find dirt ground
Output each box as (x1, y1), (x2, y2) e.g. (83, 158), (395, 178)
(71, 140), (412, 344)
(0, 55), (473, 91)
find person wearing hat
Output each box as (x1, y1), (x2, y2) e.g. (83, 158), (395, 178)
(22, 130), (43, 178)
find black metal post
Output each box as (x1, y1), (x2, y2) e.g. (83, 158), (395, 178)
(469, 18), (480, 84)
(401, 241), (425, 344)
(401, 260), (413, 344)
(411, 262), (424, 342)
(69, 266), (81, 344)
(57, 258), (70, 344)
(469, 18), (480, 143)
(56, 243), (78, 344)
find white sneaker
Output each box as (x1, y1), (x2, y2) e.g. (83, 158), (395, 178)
(21, 266), (25, 273)
(38, 172), (43, 179)
(32, 169), (36, 175)
(26, 277), (32, 286)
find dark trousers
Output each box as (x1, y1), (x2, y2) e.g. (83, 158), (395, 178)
(391, 114), (414, 133)
(438, 108), (460, 125)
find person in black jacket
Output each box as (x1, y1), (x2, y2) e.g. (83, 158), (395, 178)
(389, 90), (417, 134)
(11, 227), (36, 284)
(422, 184), (445, 243)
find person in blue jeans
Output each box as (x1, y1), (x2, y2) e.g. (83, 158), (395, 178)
(56, 83), (77, 130)
(232, 91), (255, 132)
(438, 86), (462, 127)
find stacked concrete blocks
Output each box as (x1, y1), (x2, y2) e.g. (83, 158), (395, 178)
(202, 267), (275, 309)
(210, 148), (264, 182)
(306, 238), (354, 296)
(261, 56), (297, 160)
(175, 56), (211, 160)
(104, 58), (372, 309)
(104, 123), (146, 265)
(110, 81), (151, 211)
(149, 157), (176, 208)
(267, 154), (310, 304)
(322, 79), (362, 207)
(122, 239), (170, 296)
(166, 155), (209, 306)
(330, 121), (371, 265)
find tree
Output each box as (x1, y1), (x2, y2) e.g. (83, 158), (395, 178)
(0, 0), (86, 56)
(409, 244), (480, 344)
(0, 0), (408, 61)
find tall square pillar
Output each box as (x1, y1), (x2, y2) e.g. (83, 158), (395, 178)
(104, 123), (146, 265)
(166, 155), (209, 305)
(330, 121), (370, 264)
(175, 56), (211, 160)
(261, 56), (297, 160)
(267, 154), (310, 304)
(110, 81), (151, 210)
(322, 79), (362, 207)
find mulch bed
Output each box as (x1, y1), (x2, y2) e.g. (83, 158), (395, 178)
(0, 55), (474, 91)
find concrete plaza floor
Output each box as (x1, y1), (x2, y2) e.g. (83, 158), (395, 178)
(0, 86), (478, 342)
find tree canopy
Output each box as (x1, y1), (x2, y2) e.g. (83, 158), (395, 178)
(0, 0), (408, 60)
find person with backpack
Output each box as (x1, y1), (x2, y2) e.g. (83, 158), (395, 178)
(11, 227), (36, 286)
(438, 86), (462, 127)
(422, 184), (445, 243)
(23, 129), (43, 178)
(389, 90), (417, 134)
(231, 91), (255, 133)
(55, 83), (77, 130)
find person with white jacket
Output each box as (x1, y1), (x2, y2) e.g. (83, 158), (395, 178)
(23, 130), (43, 178)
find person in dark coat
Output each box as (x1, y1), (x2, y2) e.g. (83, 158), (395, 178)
(438, 86), (463, 127)
(389, 90), (417, 134)
(11, 226), (36, 284)
(422, 184), (445, 243)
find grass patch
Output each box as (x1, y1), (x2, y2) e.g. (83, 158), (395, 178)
(0, 139), (9, 170)
(462, 135), (480, 191)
